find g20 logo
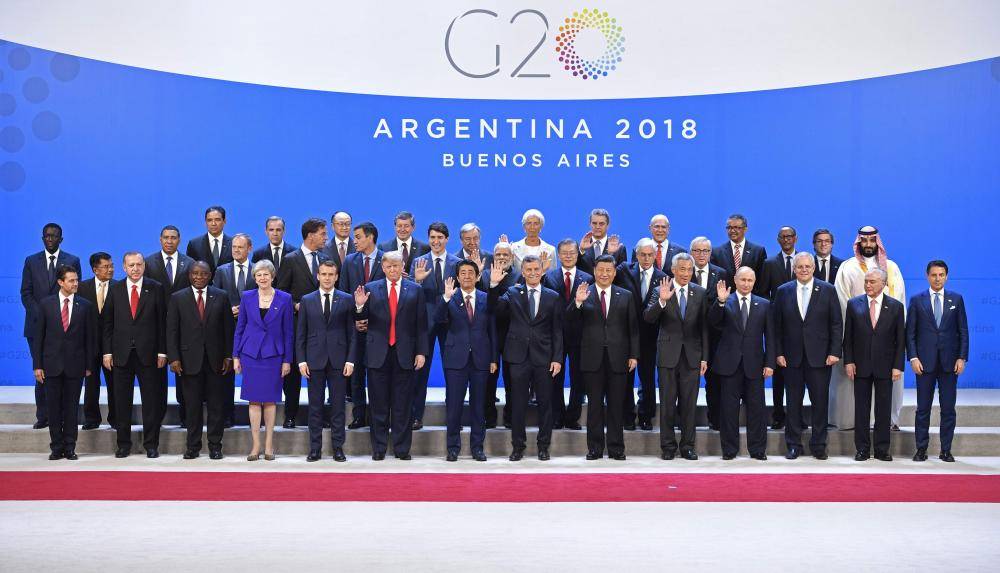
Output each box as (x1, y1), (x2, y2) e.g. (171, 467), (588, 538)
(445, 7), (626, 80)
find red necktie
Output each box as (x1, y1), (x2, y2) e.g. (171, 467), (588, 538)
(655, 244), (663, 269)
(388, 281), (398, 346)
(465, 294), (474, 322)
(130, 284), (139, 318)
(61, 297), (70, 331)
(197, 289), (205, 321)
(564, 271), (572, 301)
(600, 289), (608, 318)
(733, 243), (742, 270)
(364, 256), (371, 283)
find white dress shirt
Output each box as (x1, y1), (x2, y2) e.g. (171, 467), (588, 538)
(796, 278), (814, 319)
(693, 264), (709, 289)
(816, 255), (831, 282)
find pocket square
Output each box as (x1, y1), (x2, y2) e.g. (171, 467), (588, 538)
(949, 305), (956, 310)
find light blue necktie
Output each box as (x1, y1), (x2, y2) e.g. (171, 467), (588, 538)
(799, 284), (810, 319)
(237, 263), (246, 292)
(640, 269), (648, 300)
(933, 292), (943, 327)
(678, 287), (687, 319)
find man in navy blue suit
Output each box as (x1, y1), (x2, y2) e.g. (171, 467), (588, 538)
(321, 211), (356, 286)
(578, 208), (627, 275)
(297, 261), (357, 462)
(633, 214), (686, 276)
(709, 267), (775, 461)
(252, 216), (297, 276)
(353, 250), (428, 460)
(378, 211), (430, 274)
(410, 222), (460, 429)
(811, 228), (843, 284)
(772, 252), (843, 460)
(341, 221), (385, 429)
(710, 213), (767, 295)
(844, 268), (906, 462)
(907, 260), (969, 463)
(185, 206), (232, 276)
(454, 223), (493, 270)
(21, 223), (82, 429)
(32, 266), (97, 460)
(435, 260), (497, 461)
(543, 238), (593, 429)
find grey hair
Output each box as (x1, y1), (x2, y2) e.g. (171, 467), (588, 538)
(122, 251), (144, 263)
(689, 236), (712, 250)
(649, 213), (670, 226)
(382, 250), (404, 263)
(253, 259), (276, 278)
(493, 241), (513, 253)
(459, 222), (480, 236)
(865, 268), (888, 283)
(590, 208), (610, 223)
(671, 252), (695, 268)
(634, 237), (655, 252)
(522, 209), (545, 226)
(792, 251), (815, 266)
(735, 266), (756, 279)
(265, 215), (285, 228)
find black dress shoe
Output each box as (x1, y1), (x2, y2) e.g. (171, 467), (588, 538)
(372, 452), (385, 461)
(224, 419), (235, 429)
(333, 448), (347, 462)
(553, 422), (564, 430)
(785, 447), (800, 460)
(813, 451), (828, 460)
(771, 420), (785, 430)
(503, 421), (512, 429)
(446, 451), (458, 462)
(411, 419), (423, 431)
(183, 449), (199, 460)
(660, 451), (675, 460)
(282, 419), (295, 429)
(48, 452), (63, 460)
(939, 451), (955, 462)
(347, 419), (367, 429)
(875, 451), (893, 462)
(610, 452), (626, 461)
(912, 448), (927, 462)
(473, 450), (487, 462)
(751, 452), (768, 461)
(855, 451), (870, 461)
(146, 448), (159, 458)
(585, 450), (602, 460)
(209, 448), (223, 460)
(64, 451), (78, 460)
(485, 422), (497, 429)
(639, 421), (654, 431)
(115, 447), (130, 458)
(81, 422), (100, 430)
(178, 422), (187, 429)
(322, 420), (332, 429)
(681, 450), (699, 461)
(307, 451), (322, 462)
(564, 422), (582, 430)
(396, 453), (412, 461)
(537, 448), (550, 461)
(891, 424), (900, 432)
(509, 449), (524, 461)
(33, 421), (48, 430)
(722, 453), (736, 460)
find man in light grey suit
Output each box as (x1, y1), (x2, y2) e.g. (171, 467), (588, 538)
(212, 233), (255, 426)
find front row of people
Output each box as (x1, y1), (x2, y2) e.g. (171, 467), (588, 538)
(32, 249), (967, 463)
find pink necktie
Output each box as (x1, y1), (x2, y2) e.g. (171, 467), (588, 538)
(61, 298), (70, 331)
(466, 294), (474, 322)
(869, 298), (878, 328)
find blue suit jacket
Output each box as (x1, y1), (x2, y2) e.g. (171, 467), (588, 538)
(434, 289), (497, 371)
(32, 294), (97, 378)
(709, 293), (775, 378)
(542, 266), (593, 346)
(906, 290), (969, 372)
(213, 260), (256, 306)
(233, 289), (294, 362)
(341, 250), (385, 295)
(843, 294), (905, 379)
(413, 251), (461, 327)
(295, 288), (357, 371)
(355, 279), (429, 369)
(771, 280), (843, 368)
(490, 283), (564, 367)
(20, 250), (82, 337)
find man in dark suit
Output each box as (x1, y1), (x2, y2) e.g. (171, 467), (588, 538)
(252, 215), (297, 276)
(185, 206), (233, 275)
(634, 214), (686, 277)
(77, 252), (115, 430)
(455, 222), (494, 270)
(844, 268), (906, 462)
(275, 218), (330, 428)
(543, 238), (593, 429)
(644, 253), (710, 460)
(340, 221), (385, 428)
(772, 252), (843, 460)
(213, 233), (256, 426)
(481, 242), (521, 428)
(578, 208), (627, 275)
(32, 266), (97, 460)
(709, 267), (775, 460)
(102, 252), (168, 458)
(410, 222), (461, 429)
(614, 238), (667, 430)
(378, 211), (430, 274)
(759, 226), (798, 430)
(322, 211), (355, 287)
(907, 260), (969, 463)
(436, 260), (497, 461)
(166, 262), (234, 459)
(353, 250), (429, 460)
(489, 255), (563, 461)
(297, 261), (357, 462)
(710, 213), (767, 294)
(566, 255), (639, 460)
(21, 223), (82, 429)
(812, 228), (843, 284)
(690, 237), (728, 430)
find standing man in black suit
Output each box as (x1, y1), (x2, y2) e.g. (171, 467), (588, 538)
(186, 206), (233, 275)
(635, 214), (686, 276)
(77, 252), (115, 430)
(322, 211), (355, 288)
(489, 255), (563, 461)
(166, 262), (234, 459)
(102, 252), (168, 458)
(689, 236), (728, 430)
(812, 228), (843, 284)
(481, 241), (520, 428)
(275, 218), (330, 428)
(252, 215), (297, 275)
(455, 223), (493, 270)
(213, 233), (255, 427)
(844, 268), (906, 462)
(711, 213), (767, 294)
(32, 266), (97, 460)
(21, 223), (82, 429)
(578, 208), (627, 275)
(710, 267), (775, 460)
(543, 238), (593, 430)
(410, 222), (461, 429)
(378, 211), (430, 274)
(772, 252), (843, 460)
(352, 250), (429, 460)
(297, 260), (356, 462)
(567, 255), (639, 460)
(760, 226), (798, 430)
(614, 238), (667, 431)
(644, 253), (710, 460)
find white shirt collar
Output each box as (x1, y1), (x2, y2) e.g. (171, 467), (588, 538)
(58, 291), (74, 305)
(95, 278), (109, 288)
(398, 237), (412, 248)
(796, 278), (814, 290)
(208, 232), (224, 241)
(161, 251), (177, 263)
(431, 250), (446, 260)
(868, 293), (883, 306)
(191, 286), (207, 297)
(127, 277), (143, 290)
(386, 277), (400, 290)
(234, 259), (249, 267)
(561, 266), (576, 276)
(301, 244), (315, 257)
(731, 239), (746, 251)
(270, 241), (285, 251)
(320, 287), (335, 296)
(929, 287), (944, 297)
(45, 249), (61, 261)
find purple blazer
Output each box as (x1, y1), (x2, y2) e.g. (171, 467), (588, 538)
(233, 288), (293, 362)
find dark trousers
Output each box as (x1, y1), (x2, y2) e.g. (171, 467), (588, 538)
(784, 364), (831, 452)
(444, 356), (488, 453)
(719, 367), (766, 457)
(583, 350), (628, 456)
(771, 368), (785, 424)
(915, 367), (958, 451)
(180, 363), (226, 451)
(412, 324), (446, 422)
(26, 337), (48, 424)
(83, 360), (113, 426)
(854, 375), (892, 454)
(658, 363), (700, 453)
(508, 361), (553, 449)
(348, 335), (368, 423)
(368, 346), (414, 456)
(283, 316), (302, 421)
(112, 350), (164, 450)
(634, 336), (658, 423)
(308, 363), (347, 451)
(484, 360), (512, 426)
(169, 367), (185, 425)
(44, 374), (83, 454)
(553, 345), (584, 425)
(705, 371), (721, 428)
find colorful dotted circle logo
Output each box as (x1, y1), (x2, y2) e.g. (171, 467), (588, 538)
(555, 9), (625, 80)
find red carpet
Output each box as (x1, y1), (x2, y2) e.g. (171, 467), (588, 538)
(2, 471), (999, 502)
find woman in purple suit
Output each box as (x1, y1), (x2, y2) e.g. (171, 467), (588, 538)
(232, 260), (293, 461)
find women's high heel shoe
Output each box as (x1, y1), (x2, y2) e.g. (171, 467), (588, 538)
(247, 453), (260, 461)
(264, 450), (275, 461)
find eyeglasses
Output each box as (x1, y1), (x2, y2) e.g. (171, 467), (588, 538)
(814, 239), (833, 245)
(726, 226), (745, 231)
(690, 249), (711, 254)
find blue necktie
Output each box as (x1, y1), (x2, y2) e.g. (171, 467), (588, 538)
(678, 287), (687, 319)
(528, 288), (537, 319)
(165, 256), (174, 286)
(311, 252), (319, 276)
(740, 296), (749, 329)
(933, 292), (943, 327)
(237, 264), (246, 292)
